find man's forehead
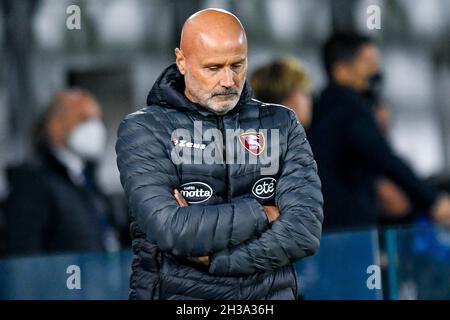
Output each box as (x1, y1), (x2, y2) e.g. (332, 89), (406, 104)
(57, 94), (100, 118)
(186, 33), (247, 62)
(196, 28), (247, 47)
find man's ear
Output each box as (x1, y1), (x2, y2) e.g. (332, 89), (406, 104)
(47, 115), (64, 146)
(175, 48), (186, 75)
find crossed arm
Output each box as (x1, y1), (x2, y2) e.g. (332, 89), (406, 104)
(116, 113), (275, 257)
(196, 114), (323, 276)
(173, 189), (280, 265)
(116, 111), (323, 274)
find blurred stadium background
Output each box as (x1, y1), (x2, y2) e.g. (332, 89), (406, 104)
(0, 0), (450, 300)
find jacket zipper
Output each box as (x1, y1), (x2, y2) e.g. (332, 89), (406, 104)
(217, 116), (229, 202)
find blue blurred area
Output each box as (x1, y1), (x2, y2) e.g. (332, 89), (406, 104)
(295, 229), (383, 300)
(1, 224), (450, 300)
(390, 223), (450, 299)
(0, 250), (131, 299)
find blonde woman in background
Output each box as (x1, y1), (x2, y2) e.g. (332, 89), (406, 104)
(250, 57), (313, 128)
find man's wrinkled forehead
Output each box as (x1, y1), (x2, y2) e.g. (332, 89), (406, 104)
(198, 30), (247, 52)
(187, 32), (248, 64)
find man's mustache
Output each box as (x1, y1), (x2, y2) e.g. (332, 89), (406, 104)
(211, 88), (239, 97)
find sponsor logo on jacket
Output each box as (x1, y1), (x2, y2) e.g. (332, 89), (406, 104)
(172, 139), (206, 150)
(252, 177), (277, 199)
(180, 182), (213, 204)
(170, 121), (279, 175)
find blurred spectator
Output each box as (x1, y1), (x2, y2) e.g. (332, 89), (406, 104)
(250, 56), (411, 224)
(250, 57), (312, 128)
(308, 33), (450, 230)
(362, 71), (413, 223)
(4, 89), (121, 256)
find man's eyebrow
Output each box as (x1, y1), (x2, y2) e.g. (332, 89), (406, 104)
(202, 57), (247, 68)
(231, 58), (246, 64)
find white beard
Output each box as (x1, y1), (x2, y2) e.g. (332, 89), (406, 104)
(204, 95), (240, 115)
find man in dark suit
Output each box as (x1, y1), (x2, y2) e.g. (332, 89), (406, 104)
(308, 33), (450, 230)
(4, 89), (120, 255)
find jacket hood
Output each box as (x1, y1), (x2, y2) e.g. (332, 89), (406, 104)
(146, 63), (252, 116)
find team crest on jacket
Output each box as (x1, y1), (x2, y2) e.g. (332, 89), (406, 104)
(239, 132), (265, 156)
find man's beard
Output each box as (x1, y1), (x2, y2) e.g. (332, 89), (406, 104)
(204, 87), (242, 115)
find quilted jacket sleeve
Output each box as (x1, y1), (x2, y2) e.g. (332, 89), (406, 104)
(208, 111), (324, 276)
(116, 111), (269, 257)
(346, 103), (437, 211)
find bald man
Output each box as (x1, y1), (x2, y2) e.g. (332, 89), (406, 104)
(116, 9), (323, 300)
(5, 89), (121, 255)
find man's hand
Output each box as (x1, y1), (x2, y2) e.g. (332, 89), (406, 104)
(376, 178), (411, 218)
(431, 194), (450, 225)
(174, 189), (210, 265)
(263, 205), (280, 223)
(173, 189), (279, 264)
(174, 189), (188, 207)
(186, 256), (210, 265)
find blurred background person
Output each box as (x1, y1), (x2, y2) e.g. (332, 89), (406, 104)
(250, 57), (313, 129)
(250, 56), (413, 225)
(361, 69), (415, 224)
(307, 32), (450, 231)
(3, 89), (122, 256)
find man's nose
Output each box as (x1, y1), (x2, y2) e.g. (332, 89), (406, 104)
(219, 68), (235, 87)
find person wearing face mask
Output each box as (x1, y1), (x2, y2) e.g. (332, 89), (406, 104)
(4, 89), (120, 256)
(308, 33), (450, 230)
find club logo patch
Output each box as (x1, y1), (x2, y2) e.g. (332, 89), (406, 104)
(180, 182), (213, 204)
(252, 177), (276, 199)
(239, 132), (265, 156)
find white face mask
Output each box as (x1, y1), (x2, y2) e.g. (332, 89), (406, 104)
(67, 118), (107, 161)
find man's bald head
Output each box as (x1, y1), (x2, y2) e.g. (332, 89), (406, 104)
(179, 8), (247, 57)
(175, 9), (248, 115)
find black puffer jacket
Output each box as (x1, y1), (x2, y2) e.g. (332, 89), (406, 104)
(116, 64), (323, 300)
